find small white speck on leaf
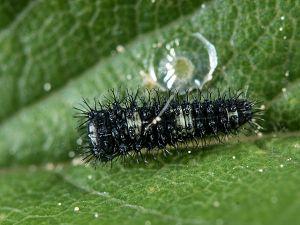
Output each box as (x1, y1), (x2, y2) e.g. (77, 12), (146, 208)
(43, 83), (52, 92)
(58, 202), (62, 206)
(74, 206), (80, 212)
(145, 220), (152, 225)
(258, 169), (263, 173)
(126, 74), (132, 80)
(116, 45), (125, 53)
(76, 138), (83, 145)
(213, 201), (220, 208)
(285, 71), (289, 77)
(94, 213), (99, 218)
(68, 151), (75, 158)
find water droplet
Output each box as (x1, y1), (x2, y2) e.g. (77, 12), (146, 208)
(43, 82), (52, 92)
(74, 206), (80, 212)
(280, 164), (284, 168)
(58, 202), (62, 206)
(258, 168), (263, 173)
(188, 150), (192, 154)
(148, 32), (217, 93)
(232, 156), (236, 159)
(280, 16), (285, 21)
(94, 212), (99, 218)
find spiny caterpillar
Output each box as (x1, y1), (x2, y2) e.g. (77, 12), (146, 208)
(75, 89), (262, 164)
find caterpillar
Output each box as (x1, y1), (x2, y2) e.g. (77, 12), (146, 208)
(75, 89), (262, 164)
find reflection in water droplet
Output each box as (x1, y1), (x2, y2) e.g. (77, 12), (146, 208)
(148, 32), (217, 93)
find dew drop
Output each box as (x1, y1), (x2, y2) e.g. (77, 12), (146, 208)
(148, 32), (217, 93)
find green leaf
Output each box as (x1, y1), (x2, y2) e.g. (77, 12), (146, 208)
(0, 0), (299, 224)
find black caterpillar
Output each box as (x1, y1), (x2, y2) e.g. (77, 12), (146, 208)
(76, 89), (261, 164)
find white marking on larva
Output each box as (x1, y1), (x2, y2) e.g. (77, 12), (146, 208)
(88, 123), (98, 146)
(176, 108), (186, 130)
(126, 112), (142, 136)
(175, 107), (194, 134)
(226, 109), (238, 122)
